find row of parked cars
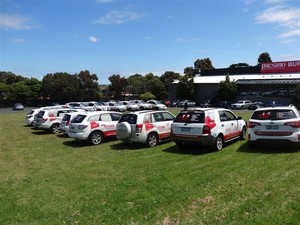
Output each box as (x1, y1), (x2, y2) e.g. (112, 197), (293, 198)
(25, 103), (300, 150)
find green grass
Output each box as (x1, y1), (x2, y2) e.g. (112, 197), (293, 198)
(0, 110), (299, 225)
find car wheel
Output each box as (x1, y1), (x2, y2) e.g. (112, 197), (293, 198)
(240, 126), (246, 140)
(89, 131), (103, 145)
(212, 135), (223, 151)
(51, 123), (60, 134)
(147, 133), (158, 147)
(117, 122), (131, 139)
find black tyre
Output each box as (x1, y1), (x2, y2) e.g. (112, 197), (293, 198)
(146, 133), (158, 147)
(51, 123), (60, 134)
(212, 135), (223, 151)
(240, 126), (246, 140)
(89, 131), (103, 145)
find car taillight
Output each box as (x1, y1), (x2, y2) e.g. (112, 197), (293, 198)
(284, 120), (300, 128)
(78, 125), (88, 130)
(203, 125), (211, 135)
(66, 121), (70, 126)
(136, 124), (143, 133)
(248, 121), (261, 128)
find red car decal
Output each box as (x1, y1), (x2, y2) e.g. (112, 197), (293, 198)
(90, 121), (100, 129)
(205, 116), (216, 129)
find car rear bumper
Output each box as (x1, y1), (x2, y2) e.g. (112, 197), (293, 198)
(68, 131), (88, 140)
(171, 134), (215, 146)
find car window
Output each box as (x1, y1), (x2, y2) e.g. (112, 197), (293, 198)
(88, 115), (101, 121)
(119, 114), (137, 124)
(153, 112), (164, 122)
(99, 113), (111, 121)
(144, 114), (152, 123)
(162, 112), (175, 121)
(174, 111), (205, 123)
(110, 113), (122, 121)
(251, 110), (296, 120)
(62, 114), (71, 121)
(225, 111), (237, 120)
(71, 114), (86, 123)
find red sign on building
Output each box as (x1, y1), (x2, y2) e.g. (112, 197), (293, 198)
(261, 60), (300, 74)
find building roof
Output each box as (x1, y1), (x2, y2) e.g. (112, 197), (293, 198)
(193, 73), (300, 84)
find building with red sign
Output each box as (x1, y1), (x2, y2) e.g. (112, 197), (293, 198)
(170, 60), (300, 106)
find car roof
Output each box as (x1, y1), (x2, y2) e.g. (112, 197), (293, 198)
(254, 105), (297, 111)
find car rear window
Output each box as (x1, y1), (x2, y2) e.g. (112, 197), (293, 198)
(71, 114), (87, 123)
(36, 110), (45, 118)
(251, 109), (297, 120)
(62, 114), (71, 122)
(174, 111), (205, 123)
(119, 114), (137, 124)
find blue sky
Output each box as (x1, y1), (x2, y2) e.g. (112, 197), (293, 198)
(1, 0), (300, 84)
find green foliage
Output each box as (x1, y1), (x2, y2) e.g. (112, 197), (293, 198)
(108, 74), (128, 100)
(139, 92), (155, 100)
(194, 58), (215, 74)
(258, 52), (272, 64)
(184, 66), (197, 77)
(76, 70), (101, 101)
(229, 63), (250, 68)
(176, 75), (195, 100)
(218, 75), (237, 101)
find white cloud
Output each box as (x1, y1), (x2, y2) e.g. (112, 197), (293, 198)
(255, 6), (300, 28)
(175, 38), (199, 42)
(89, 36), (99, 42)
(279, 29), (300, 38)
(95, 10), (143, 24)
(0, 13), (32, 30)
(11, 38), (26, 43)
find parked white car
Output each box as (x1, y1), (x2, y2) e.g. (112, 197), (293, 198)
(171, 108), (247, 151)
(25, 105), (64, 126)
(147, 100), (167, 110)
(105, 102), (127, 112)
(231, 100), (252, 109)
(59, 111), (87, 134)
(248, 105), (300, 148)
(68, 111), (122, 145)
(34, 108), (82, 133)
(86, 101), (111, 111)
(130, 100), (153, 110)
(116, 110), (176, 147)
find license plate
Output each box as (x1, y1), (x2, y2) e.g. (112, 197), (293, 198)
(181, 127), (190, 132)
(266, 125), (279, 129)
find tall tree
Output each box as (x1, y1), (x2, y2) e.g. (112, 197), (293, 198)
(108, 74), (128, 100)
(194, 58), (214, 74)
(127, 74), (145, 96)
(76, 70), (101, 101)
(184, 67), (197, 77)
(217, 75), (237, 101)
(41, 72), (80, 102)
(144, 73), (167, 99)
(257, 52), (272, 65)
(176, 75), (195, 100)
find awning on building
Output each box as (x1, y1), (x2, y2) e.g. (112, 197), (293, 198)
(235, 79), (300, 85)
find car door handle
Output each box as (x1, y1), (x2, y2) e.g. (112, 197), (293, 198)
(221, 124), (225, 127)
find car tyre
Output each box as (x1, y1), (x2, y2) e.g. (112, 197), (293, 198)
(212, 135), (223, 151)
(51, 123), (60, 134)
(89, 131), (103, 145)
(147, 133), (158, 147)
(240, 126), (246, 140)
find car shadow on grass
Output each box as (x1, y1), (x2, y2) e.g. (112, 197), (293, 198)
(237, 141), (300, 154)
(110, 141), (151, 151)
(62, 140), (93, 148)
(162, 143), (215, 155)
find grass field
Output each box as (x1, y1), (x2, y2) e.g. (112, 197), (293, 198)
(0, 109), (299, 225)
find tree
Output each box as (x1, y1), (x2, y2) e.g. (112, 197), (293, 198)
(144, 73), (167, 100)
(108, 74), (128, 100)
(140, 92), (155, 101)
(194, 58), (214, 74)
(257, 52), (272, 65)
(176, 75), (195, 100)
(41, 72), (80, 102)
(76, 70), (101, 101)
(159, 71), (180, 99)
(229, 63), (250, 68)
(127, 74), (146, 97)
(217, 75), (237, 101)
(184, 67), (197, 77)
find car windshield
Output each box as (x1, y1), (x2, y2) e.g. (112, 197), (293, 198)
(174, 111), (205, 123)
(251, 109), (296, 120)
(119, 114), (137, 124)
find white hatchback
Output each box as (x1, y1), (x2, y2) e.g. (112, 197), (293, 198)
(248, 105), (300, 148)
(68, 111), (122, 145)
(171, 108), (247, 151)
(116, 110), (176, 147)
